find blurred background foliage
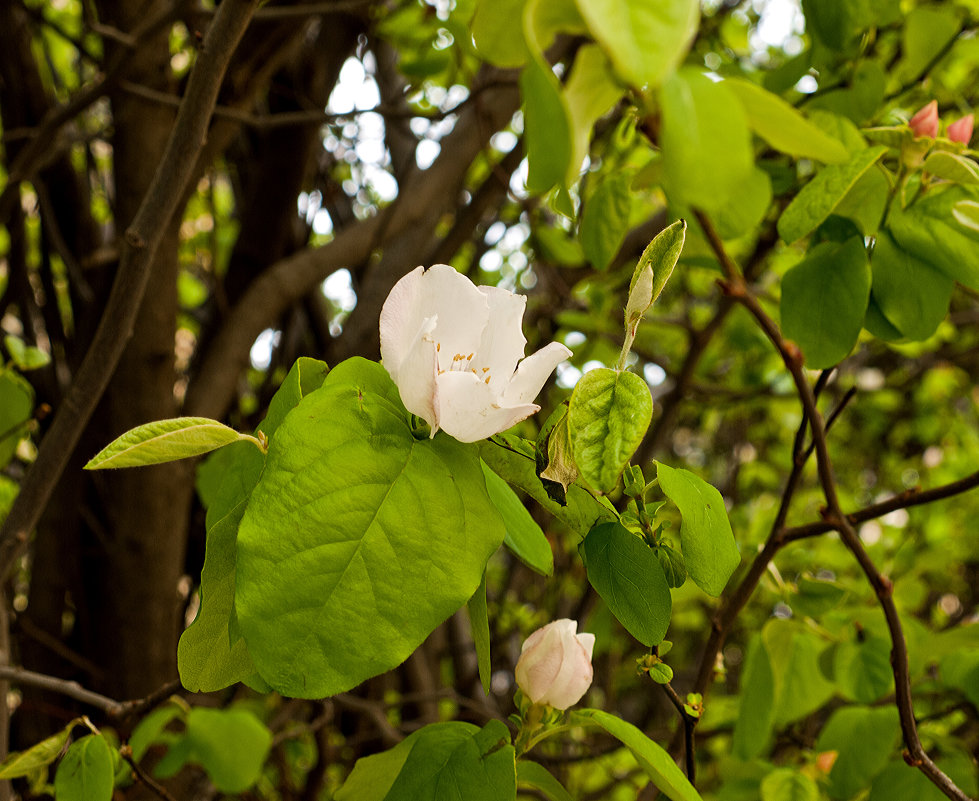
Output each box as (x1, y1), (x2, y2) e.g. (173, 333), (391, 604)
(0, 0), (977, 799)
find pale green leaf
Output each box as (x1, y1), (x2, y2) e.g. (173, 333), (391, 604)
(626, 219), (686, 323)
(471, 0), (528, 67)
(0, 720), (77, 779)
(0, 369), (33, 470)
(732, 637), (775, 759)
(85, 417), (251, 470)
(922, 151), (979, 185)
(580, 172), (633, 271)
(816, 706), (900, 799)
(516, 761), (574, 801)
(564, 45), (625, 185)
(569, 368), (652, 494)
(572, 709), (703, 801)
(467, 573), (492, 695)
(761, 768), (819, 801)
(726, 78), (848, 163)
(182, 708), (271, 794)
(574, 0), (699, 90)
(4, 334), (50, 371)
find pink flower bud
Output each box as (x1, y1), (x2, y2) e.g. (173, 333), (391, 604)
(909, 101), (939, 139)
(948, 114), (974, 144)
(514, 619), (595, 710)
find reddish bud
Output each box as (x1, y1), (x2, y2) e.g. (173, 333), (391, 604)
(948, 114), (974, 145)
(909, 101), (939, 139)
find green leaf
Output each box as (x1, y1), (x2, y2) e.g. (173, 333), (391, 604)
(626, 219), (686, 325)
(887, 185), (979, 290)
(564, 45), (625, 185)
(760, 768), (819, 801)
(939, 650), (979, 709)
(336, 721), (516, 801)
(574, 0), (699, 90)
(4, 334), (50, 371)
(538, 410), (579, 503)
(236, 358), (506, 697)
(808, 61), (886, 124)
(763, 622), (835, 727)
(712, 166), (773, 240)
(815, 706), (900, 799)
(471, 0), (528, 67)
(572, 709), (703, 801)
(725, 78), (848, 163)
(516, 761), (574, 801)
(896, 4), (962, 85)
(777, 146), (887, 243)
(479, 438), (617, 536)
(922, 151), (979, 185)
(833, 635), (894, 704)
(830, 162), (890, 236)
(181, 708), (271, 794)
(731, 636), (775, 759)
(467, 572), (492, 695)
(0, 369), (33, 469)
(580, 171), (634, 271)
(780, 236), (871, 368)
(569, 368), (652, 494)
(660, 69), (754, 212)
(870, 756), (978, 801)
(0, 719), (76, 779)
(481, 461), (553, 575)
(180, 359), (328, 693)
(583, 522), (672, 646)
(790, 575), (846, 617)
(871, 231), (952, 341)
(129, 704), (183, 763)
(54, 734), (115, 801)
(520, 58), (573, 195)
(85, 417), (254, 469)
(653, 543), (686, 588)
(655, 462), (739, 597)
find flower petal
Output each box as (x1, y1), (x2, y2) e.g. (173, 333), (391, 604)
(435, 371), (538, 443)
(380, 266), (426, 377)
(475, 285), (528, 391)
(420, 265), (489, 372)
(390, 319), (439, 431)
(503, 341), (573, 406)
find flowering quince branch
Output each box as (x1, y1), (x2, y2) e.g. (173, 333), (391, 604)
(379, 264), (572, 443)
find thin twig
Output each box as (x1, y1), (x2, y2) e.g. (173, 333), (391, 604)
(119, 746), (180, 801)
(659, 681), (697, 784)
(0, 666), (123, 715)
(697, 211), (972, 801)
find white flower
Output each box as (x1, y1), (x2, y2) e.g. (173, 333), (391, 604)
(515, 619), (595, 710)
(379, 264), (572, 443)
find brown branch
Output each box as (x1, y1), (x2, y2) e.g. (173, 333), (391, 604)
(696, 211), (972, 801)
(119, 746), (180, 801)
(0, 0), (261, 577)
(0, 666), (123, 715)
(660, 681), (697, 784)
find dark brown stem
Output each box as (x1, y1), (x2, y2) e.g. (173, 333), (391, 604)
(120, 746), (180, 801)
(660, 681), (697, 784)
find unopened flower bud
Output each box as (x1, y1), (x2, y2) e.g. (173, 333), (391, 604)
(910, 101), (939, 139)
(948, 114), (974, 145)
(514, 619), (594, 710)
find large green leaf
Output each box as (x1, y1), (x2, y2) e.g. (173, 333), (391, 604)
(816, 706), (900, 799)
(763, 621), (835, 727)
(922, 152), (979, 186)
(236, 358), (506, 697)
(887, 185), (979, 290)
(574, 0), (699, 90)
(85, 417), (252, 469)
(563, 45), (625, 185)
(777, 146), (887, 243)
(336, 721), (516, 801)
(760, 769), (819, 801)
(569, 368), (652, 494)
(780, 236), (871, 368)
(53, 734), (115, 801)
(833, 635), (894, 704)
(520, 58), (572, 194)
(659, 69), (754, 212)
(655, 462), (739, 596)
(180, 708), (271, 794)
(725, 78), (848, 163)
(481, 461), (553, 575)
(180, 358), (328, 693)
(572, 709), (703, 801)
(583, 522), (672, 646)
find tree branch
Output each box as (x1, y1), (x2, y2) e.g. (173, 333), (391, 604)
(0, 0), (261, 576)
